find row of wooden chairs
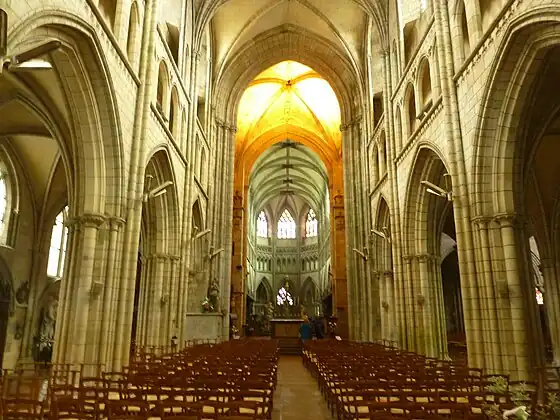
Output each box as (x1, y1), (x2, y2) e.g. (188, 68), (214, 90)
(0, 338), (279, 419)
(302, 340), (538, 420)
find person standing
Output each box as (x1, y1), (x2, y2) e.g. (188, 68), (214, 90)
(299, 316), (313, 342)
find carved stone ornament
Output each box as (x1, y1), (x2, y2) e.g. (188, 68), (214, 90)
(15, 281), (30, 304)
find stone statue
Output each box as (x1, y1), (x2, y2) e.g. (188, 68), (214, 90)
(207, 278), (220, 312)
(37, 297), (58, 356)
(276, 279), (294, 318)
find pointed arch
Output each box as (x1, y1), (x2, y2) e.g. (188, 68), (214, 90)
(257, 210), (268, 238)
(156, 61), (170, 116)
(46, 205), (70, 279)
(170, 86), (180, 137)
(405, 82), (417, 137)
(7, 11), (125, 215)
(305, 208), (318, 237)
(277, 208), (296, 239)
(126, 1), (140, 69)
(417, 56), (432, 110)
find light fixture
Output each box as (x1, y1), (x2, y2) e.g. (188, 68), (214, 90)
(1, 10), (61, 74)
(352, 247), (368, 261)
(371, 226), (391, 243)
(420, 173), (452, 201)
(194, 229), (211, 240)
(143, 174), (173, 202)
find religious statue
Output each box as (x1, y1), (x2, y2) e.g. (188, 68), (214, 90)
(276, 279), (294, 318)
(207, 278), (220, 312)
(264, 301), (274, 335)
(34, 297), (58, 364)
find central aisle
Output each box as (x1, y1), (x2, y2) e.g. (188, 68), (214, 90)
(271, 355), (333, 420)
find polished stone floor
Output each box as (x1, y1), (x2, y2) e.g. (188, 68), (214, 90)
(272, 356), (333, 420)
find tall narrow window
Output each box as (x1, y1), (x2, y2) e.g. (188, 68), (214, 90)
(47, 206), (69, 278)
(257, 211), (268, 237)
(306, 208), (318, 237)
(420, 0), (427, 11)
(277, 209), (296, 239)
(0, 172), (6, 235)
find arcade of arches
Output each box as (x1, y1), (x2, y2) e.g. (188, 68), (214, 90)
(0, 0), (559, 383)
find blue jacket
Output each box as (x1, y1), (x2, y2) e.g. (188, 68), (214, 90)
(300, 323), (313, 340)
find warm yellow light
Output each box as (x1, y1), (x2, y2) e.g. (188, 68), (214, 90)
(236, 60), (341, 152)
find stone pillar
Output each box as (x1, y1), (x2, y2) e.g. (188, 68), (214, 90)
(98, 217), (126, 369)
(473, 217), (502, 373)
(332, 192), (348, 338)
(402, 255), (417, 351)
(541, 258), (560, 365)
(496, 214), (532, 380)
(230, 190), (244, 332)
(383, 270), (395, 343)
(54, 213), (106, 367)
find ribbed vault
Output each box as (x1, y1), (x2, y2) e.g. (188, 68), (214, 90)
(249, 141), (328, 213)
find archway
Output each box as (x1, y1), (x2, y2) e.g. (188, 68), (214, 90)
(402, 146), (459, 359)
(473, 14), (560, 375)
(439, 208), (466, 362)
(131, 150), (179, 351)
(187, 199), (206, 313)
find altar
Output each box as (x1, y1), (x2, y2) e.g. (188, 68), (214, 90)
(271, 318), (304, 339)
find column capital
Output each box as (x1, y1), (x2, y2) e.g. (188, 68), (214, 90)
(108, 216), (127, 231)
(383, 270), (394, 277)
(471, 215), (492, 227)
(215, 117), (225, 128)
(493, 213), (519, 228)
(226, 124), (237, 134)
(416, 253), (437, 262)
(70, 212), (106, 229)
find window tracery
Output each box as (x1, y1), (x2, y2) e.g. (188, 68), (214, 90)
(277, 209), (296, 239)
(306, 208), (318, 237)
(47, 206), (69, 278)
(257, 211), (268, 237)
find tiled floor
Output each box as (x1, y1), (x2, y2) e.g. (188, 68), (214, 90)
(271, 356), (333, 420)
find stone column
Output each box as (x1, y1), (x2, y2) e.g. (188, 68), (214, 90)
(473, 217), (502, 372)
(98, 217), (126, 369)
(417, 254), (434, 356)
(61, 213), (105, 366)
(541, 258), (560, 365)
(332, 192), (348, 338)
(167, 255), (181, 344)
(230, 190), (244, 332)
(496, 214), (532, 379)
(402, 255), (417, 351)
(383, 270), (395, 343)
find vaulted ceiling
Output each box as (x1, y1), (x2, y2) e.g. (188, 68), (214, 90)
(236, 60), (342, 157)
(209, 0), (371, 79)
(249, 140), (328, 214)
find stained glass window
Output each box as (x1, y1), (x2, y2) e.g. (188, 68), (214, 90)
(277, 286), (294, 306)
(277, 209), (295, 239)
(305, 208), (318, 237)
(0, 172), (6, 235)
(257, 211), (268, 237)
(47, 206), (69, 278)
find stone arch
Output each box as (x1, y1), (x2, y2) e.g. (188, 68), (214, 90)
(126, 1), (141, 68)
(169, 86), (180, 137)
(156, 60), (170, 116)
(395, 105), (404, 150)
(256, 277), (273, 303)
(0, 144), (21, 246)
(213, 26), (364, 126)
(142, 147), (181, 256)
(416, 56), (432, 110)
(473, 7), (560, 216)
(7, 10), (125, 216)
(374, 195), (392, 272)
(404, 82), (417, 138)
(402, 144), (450, 256)
(195, 0), (388, 56)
